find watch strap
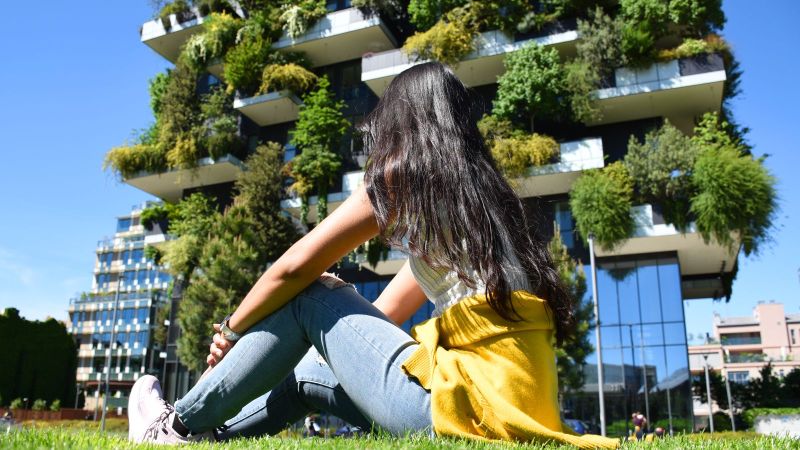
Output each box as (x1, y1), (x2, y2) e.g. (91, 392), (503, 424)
(220, 314), (243, 342)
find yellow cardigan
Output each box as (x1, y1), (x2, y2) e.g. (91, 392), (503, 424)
(401, 291), (619, 449)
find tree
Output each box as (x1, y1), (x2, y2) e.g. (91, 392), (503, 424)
(494, 43), (566, 130)
(235, 142), (299, 261)
(549, 226), (594, 398)
(692, 369), (729, 410)
(288, 76), (349, 224)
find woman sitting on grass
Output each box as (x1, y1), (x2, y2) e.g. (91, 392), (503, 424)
(127, 62), (617, 448)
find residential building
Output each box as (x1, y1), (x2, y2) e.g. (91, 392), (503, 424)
(68, 202), (172, 414)
(118, 0), (752, 436)
(688, 301), (800, 382)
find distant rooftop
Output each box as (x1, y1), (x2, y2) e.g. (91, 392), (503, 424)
(717, 316), (758, 327)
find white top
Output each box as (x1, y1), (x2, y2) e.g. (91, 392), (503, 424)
(408, 243), (531, 317)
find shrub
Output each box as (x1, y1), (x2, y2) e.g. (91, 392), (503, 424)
(620, 21), (657, 68)
(286, 146), (342, 224)
(494, 43), (565, 129)
(402, 8), (477, 67)
(570, 162), (635, 250)
(620, 0), (669, 36)
(280, 0), (327, 41)
(657, 34), (730, 60)
(10, 398), (23, 409)
(182, 13), (242, 70)
(166, 133), (201, 169)
(691, 145), (776, 256)
(351, 0), (404, 18)
(157, 60), (201, 151)
(223, 36), (270, 96)
(624, 120), (699, 230)
(148, 71), (171, 117)
(49, 399), (61, 412)
(32, 399), (47, 411)
(490, 133), (559, 179)
(260, 63), (318, 95)
(141, 203), (177, 231)
(104, 144), (168, 179)
(407, 0), (467, 30)
(159, 0), (191, 30)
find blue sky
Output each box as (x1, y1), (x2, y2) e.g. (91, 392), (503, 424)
(0, 2), (797, 340)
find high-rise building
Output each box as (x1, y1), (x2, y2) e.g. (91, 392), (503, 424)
(112, 0), (759, 436)
(68, 202), (172, 414)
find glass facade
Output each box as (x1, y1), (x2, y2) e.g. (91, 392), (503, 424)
(563, 255), (693, 436)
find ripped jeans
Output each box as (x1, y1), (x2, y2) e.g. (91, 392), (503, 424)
(173, 275), (433, 439)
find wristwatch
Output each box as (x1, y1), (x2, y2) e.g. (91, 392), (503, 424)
(219, 314), (243, 342)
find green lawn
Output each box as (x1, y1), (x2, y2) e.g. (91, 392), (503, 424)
(2, 422), (798, 449)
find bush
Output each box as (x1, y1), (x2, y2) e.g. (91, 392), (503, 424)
(742, 407), (800, 429)
(620, 0), (669, 36)
(10, 398), (23, 409)
(407, 0), (468, 30)
(159, 0), (191, 30)
(260, 63), (318, 95)
(620, 20), (657, 68)
(166, 133), (201, 169)
(49, 399), (61, 412)
(490, 133), (559, 179)
(104, 144), (168, 179)
(494, 43), (565, 128)
(32, 399), (46, 411)
(624, 120), (699, 230)
(657, 34), (729, 60)
(223, 36), (270, 96)
(141, 203), (177, 231)
(570, 162), (635, 250)
(403, 8), (477, 67)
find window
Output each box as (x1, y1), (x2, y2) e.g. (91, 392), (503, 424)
(122, 250), (131, 263)
(728, 371), (749, 384)
(123, 271), (136, 285)
(137, 308), (149, 324)
(137, 270), (148, 285)
(792, 329), (796, 345)
(132, 248), (144, 262)
(117, 218), (132, 232)
(553, 202), (576, 250)
(138, 331), (149, 348)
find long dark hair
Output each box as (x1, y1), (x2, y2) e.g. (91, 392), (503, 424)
(359, 62), (574, 343)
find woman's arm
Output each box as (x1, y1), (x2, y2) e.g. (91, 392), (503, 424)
(226, 184), (379, 333)
(372, 260), (428, 325)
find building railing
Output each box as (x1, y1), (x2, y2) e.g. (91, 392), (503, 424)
(726, 352), (766, 363)
(608, 53), (725, 90)
(69, 291), (163, 306)
(721, 336), (762, 346)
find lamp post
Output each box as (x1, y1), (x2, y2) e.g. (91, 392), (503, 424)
(587, 233), (606, 436)
(702, 354), (714, 433)
(101, 278), (122, 431)
(722, 349), (736, 431)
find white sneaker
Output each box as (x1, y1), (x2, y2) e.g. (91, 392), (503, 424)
(128, 375), (166, 443)
(128, 375), (215, 445)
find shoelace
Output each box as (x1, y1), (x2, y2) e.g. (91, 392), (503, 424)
(143, 401), (175, 441)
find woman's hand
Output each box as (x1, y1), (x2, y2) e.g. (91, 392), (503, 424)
(206, 323), (235, 368)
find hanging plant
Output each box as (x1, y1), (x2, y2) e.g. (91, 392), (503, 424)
(181, 12), (242, 70)
(280, 0), (327, 41)
(223, 35), (270, 96)
(570, 162), (635, 251)
(104, 143), (168, 179)
(490, 133), (559, 179)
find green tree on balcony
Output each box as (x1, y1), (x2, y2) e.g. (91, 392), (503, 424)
(287, 76), (349, 226)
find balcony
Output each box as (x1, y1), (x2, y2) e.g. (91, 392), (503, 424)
(140, 7), (206, 63)
(589, 54), (726, 128)
(356, 250), (407, 275)
(124, 154), (245, 202)
(234, 90), (302, 126)
(281, 171), (364, 224)
(594, 204), (738, 277)
(361, 28), (578, 96)
(515, 138), (604, 198)
(273, 8), (398, 68)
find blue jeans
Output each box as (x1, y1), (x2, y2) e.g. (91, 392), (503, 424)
(173, 277), (433, 439)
